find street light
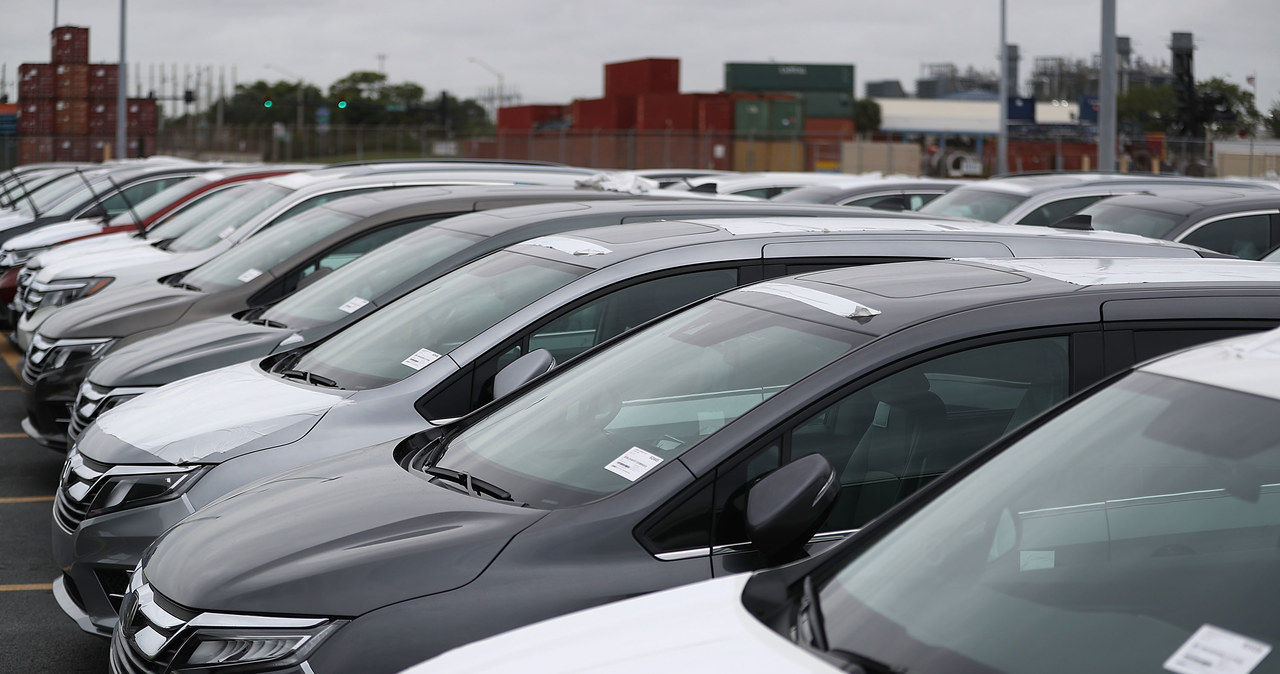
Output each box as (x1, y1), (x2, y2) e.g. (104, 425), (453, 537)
(265, 63), (305, 158)
(469, 57), (504, 120)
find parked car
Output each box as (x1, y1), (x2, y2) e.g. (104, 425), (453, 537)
(66, 198), (900, 442)
(110, 257), (1280, 673)
(1067, 186), (1280, 259)
(0, 163), (88, 213)
(771, 177), (967, 211)
(663, 172), (888, 199)
(918, 172), (1280, 226)
(407, 323), (1280, 674)
(62, 223), (1219, 639)
(12, 165), (596, 349)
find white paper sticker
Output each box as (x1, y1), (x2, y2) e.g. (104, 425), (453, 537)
(401, 348), (442, 371)
(1019, 550), (1055, 571)
(218, 226), (236, 240)
(338, 297), (370, 313)
(1165, 625), (1272, 674)
(605, 447), (663, 482)
(237, 268), (263, 283)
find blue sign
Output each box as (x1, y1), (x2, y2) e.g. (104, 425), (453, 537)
(1007, 97), (1036, 122)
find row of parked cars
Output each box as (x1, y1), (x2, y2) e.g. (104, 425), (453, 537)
(4, 159), (1280, 673)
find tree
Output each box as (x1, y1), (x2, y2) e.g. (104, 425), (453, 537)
(852, 98), (881, 136)
(1117, 84), (1176, 133)
(1195, 77), (1260, 138)
(1266, 102), (1280, 138)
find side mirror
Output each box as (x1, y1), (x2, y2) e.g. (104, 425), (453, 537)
(1050, 213), (1093, 230)
(746, 454), (839, 566)
(493, 348), (555, 400)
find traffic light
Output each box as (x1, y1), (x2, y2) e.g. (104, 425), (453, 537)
(263, 99), (273, 108)
(337, 100), (347, 109)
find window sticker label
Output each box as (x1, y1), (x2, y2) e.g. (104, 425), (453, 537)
(338, 297), (370, 313)
(401, 348), (442, 371)
(605, 447), (663, 482)
(1164, 625), (1272, 674)
(1019, 550), (1055, 571)
(236, 268), (263, 283)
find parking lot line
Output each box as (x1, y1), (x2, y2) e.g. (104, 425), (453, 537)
(0, 583), (53, 592)
(0, 496), (54, 504)
(0, 433), (29, 439)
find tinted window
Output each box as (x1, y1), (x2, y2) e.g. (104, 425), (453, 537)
(182, 208), (362, 291)
(918, 186), (1026, 222)
(1017, 195), (1106, 226)
(1079, 201), (1184, 239)
(1179, 214), (1273, 259)
(164, 183), (293, 251)
(97, 177), (190, 219)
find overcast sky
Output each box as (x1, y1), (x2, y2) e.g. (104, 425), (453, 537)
(2, 0), (1277, 111)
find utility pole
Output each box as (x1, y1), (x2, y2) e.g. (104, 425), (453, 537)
(116, 0), (127, 159)
(997, 0), (1008, 175)
(1099, 0), (1118, 172)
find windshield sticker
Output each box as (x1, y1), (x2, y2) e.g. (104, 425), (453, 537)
(1165, 625), (1271, 674)
(524, 235), (612, 256)
(218, 226), (236, 240)
(236, 268), (263, 283)
(605, 447), (663, 482)
(401, 348), (442, 371)
(1018, 550), (1055, 571)
(338, 297), (370, 313)
(740, 282), (881, 319)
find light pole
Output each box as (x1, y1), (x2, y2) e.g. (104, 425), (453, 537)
(117, 0), (127, 159)
(469, 57), (504, 121)
(997, 0), (1008, 175)
(265, 63), (305, 158)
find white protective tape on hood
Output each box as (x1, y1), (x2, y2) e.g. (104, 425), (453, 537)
(739, 282), (881, 319)
(574, 172), (660, 194)
(94, 363), (346, 462)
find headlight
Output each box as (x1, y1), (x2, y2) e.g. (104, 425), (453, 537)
(27, 276), (114, 308)
(0, 248), (37, 267)
(27, 336), (116, 371)
(76, 381), (152, 422)
(181, 622), (341, 668)
(84, 464), (210, 518)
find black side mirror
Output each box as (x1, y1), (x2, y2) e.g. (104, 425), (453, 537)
(493, 348), (555, 400)
(746, 454), (839, 566)
(1050, 213), (1093, 230)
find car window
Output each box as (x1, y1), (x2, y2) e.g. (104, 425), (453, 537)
(1178, 214), (1273, 260)
(1017, 195), (1107, 226)
(841, 194), (902, 209)
(182, 208), (363, 291)
(270, 187), (386, 225)
(1079, 201), (1184, 239)
(97, 177), (190, 218)
(289, 218), (438, 291)
(917, 186), (1025, 222)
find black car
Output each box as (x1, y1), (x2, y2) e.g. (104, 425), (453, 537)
(114, 257), (1280, 674)
(1073, 186), (1280, 259)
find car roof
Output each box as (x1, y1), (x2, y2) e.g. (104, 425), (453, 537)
(774, 178), (970, 201)
(1087, 188), (1280, 217)
(1141, 326), (1280, 401)
(963, 173), (1280, 197)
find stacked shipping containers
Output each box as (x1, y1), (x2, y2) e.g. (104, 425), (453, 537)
(724, 62), (856, 171)
(16, 26), (158, 164)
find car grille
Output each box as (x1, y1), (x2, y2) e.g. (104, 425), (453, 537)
(14, 268), (35, 312)
(111, 584), (198, 674)
(54, 452), (111, 532)
(21, 334), (54, 385)
(68, 381), (111, 441)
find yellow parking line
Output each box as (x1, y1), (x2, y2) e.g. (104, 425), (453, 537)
(0, 433), (28, 439)
(0, 338), (19, 378)
(0, 496), (54, 504)
(0, 386), (17, 391)
(0, 584), (52, 592)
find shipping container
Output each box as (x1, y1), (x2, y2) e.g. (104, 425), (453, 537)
(18, 64), (56, 100)
(87, 100), (118, 134)
(795, 91), (854, 119)
(570, 96), (636, 131)
(54, 99), (90, 136)
(53, 136), (90, 162)
(54, 64), (89, 99)
(90, 136), (155, 160)
(51, 26), (90, 65)
(496, 105), (566, 132)
(697, 96), (733, 133)
(805, 117), (856, 138)
(725, 63), (854, 93)
(770, 100), (804, 137)
(604, 58), (679, 98)
(734, 99), (770, 137)
(88, 65), (121, 99)
(18, 137), (55, 165)
(127, 99), (158, 134)
(635, 93), (697, 131)
(18, 101), (55, 135)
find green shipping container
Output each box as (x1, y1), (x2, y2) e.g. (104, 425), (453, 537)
(770, 100), (804, 137)
(796, 91), (854, 119)
(725, 63), (855, 93)
(734, 99), (770, 137)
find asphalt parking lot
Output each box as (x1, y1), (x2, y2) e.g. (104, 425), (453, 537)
(0, 338), (109, 672)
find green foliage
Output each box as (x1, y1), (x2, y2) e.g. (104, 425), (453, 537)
(1196, 77), (1261, 137)
(852, 98), (881, 135)
(1117, 84), (1176, 133)
(1266, 102), (1280, 138)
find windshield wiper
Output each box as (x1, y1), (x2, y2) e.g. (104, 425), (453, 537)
(424, 466), (525, 505)
(280, 368), (340, 388)
(252, 317), (289, 329)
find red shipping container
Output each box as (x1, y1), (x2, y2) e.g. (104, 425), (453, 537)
(127, 99), (158, 134)
(497, 105), (566, 132)
(51, 26), (90, 64)
(88, 65), (120, 99)
(604, 58), (679, 98)
(18, 137), (55, 165)
(54, 99), (90, 135)
(87, 100), (118, 134)
(805, 117), (855, 138)
(571, 96), (636, 131)
(697, 96), (734, 132)
(18, 101), (55, 135)
(89, 136), (154, 160)
(54, 64), (89, 99)
(18, 64), (55, 100)
(635, 93), (698, 131)
(53, 137), (90, 162)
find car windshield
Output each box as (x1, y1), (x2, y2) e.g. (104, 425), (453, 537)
(25, 171), (106, 216)
(1079, 201), (1183, 239)
(294, 250), (588, 389)
(141, 183), (258, 243)
(105, 176), (205, 228)
(435, 299), (862, 509)
(814, 371), (1280, 674)
(918, 186), (1027, 222)
(164, 182), (293, 252)
(41, 173), (124, 218)
(0, 170), (62, 209)
(261, 226), (482, 330)
(181, 207), (363, 292)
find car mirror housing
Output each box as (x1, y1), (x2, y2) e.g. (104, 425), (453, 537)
(746, 453), (839, 566)
(493, 349), (555, 400)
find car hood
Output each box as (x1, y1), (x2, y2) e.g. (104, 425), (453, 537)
(5, 218), (106, 251)
(143, 442), (547, 617)
(85, 361), (353, 464)
(32, 242), (173, 284)
(88, 315), (293, 387)
(410, 574), (835, 674)
(28, 231), (140, 269)
(36, 279), (199, 339)
(0, 211), (34, 231)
